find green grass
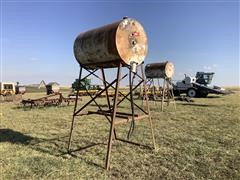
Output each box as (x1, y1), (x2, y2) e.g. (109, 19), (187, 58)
(0, 91), (240, 179)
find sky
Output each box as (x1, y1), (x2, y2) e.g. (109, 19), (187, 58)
(1, 0), (239, 86)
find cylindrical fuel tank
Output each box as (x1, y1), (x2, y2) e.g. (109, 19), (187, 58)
(74, 18), (148, 69)
(145, 61), (175, 79)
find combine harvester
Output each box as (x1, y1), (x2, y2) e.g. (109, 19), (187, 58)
(173, 72), (231, 98)
(71, 78), (102, 96)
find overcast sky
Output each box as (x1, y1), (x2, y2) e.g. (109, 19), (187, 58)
(1, 0), (239, 86)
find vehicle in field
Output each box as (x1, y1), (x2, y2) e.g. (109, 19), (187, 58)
(46, 82), (60, 95)
(173, 72), (230, 97)
(0, 82), (16, 96)
(0, 82), (26, 102)
(71, 78), (102, 96)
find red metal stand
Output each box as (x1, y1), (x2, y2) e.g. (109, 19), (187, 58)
(67, 63), (156, 170)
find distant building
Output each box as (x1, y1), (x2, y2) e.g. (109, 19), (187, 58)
(46, 82), (60, 95)
(28, 80), (46, 88)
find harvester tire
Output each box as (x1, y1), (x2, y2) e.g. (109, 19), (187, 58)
(187, 88), (197, 98)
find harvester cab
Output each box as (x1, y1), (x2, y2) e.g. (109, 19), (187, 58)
(195, 72), (214, 85)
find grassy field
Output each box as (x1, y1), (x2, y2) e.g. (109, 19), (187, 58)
(0, 90), (240, 179)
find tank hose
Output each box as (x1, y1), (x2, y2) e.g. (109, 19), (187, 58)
(127, 71), (136, 139)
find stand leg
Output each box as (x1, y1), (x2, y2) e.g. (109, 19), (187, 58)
(168, 79), (176, 110)
(141, 80), (146, 107)
(105, 63), (122, 170)
(152, 79), (156, 104)
(172, 89), (176, 110)
(161, 78), (166, 111)
(141, 64), (156, 150)
(101, 68), (111, 109)
(167, 80), (170, 106)
(157, 78), (162, 109)
(68, 67), (82, 152)
(101, 68), (118, 140)
(127, 68), (135, 139)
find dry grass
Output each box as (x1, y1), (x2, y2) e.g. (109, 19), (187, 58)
(0, 90), (240, 179)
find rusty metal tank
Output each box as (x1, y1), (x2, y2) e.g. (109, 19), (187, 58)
(145, 61), (175, 79)
(74, 17), (148, 69)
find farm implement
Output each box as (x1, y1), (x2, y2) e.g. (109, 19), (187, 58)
(21, 93), (77, 108)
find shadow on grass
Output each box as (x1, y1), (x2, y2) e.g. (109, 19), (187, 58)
(29, 135), (69, 153)
(181, 103), (217, 107)
(59, 142), (107, 169)
(67, 142), (106, 154)
(206, 96), (222, 99)
(89, 104), (109, 108)
(0, 129), (71, 158)
(89, 104), (124, 109)
(0, 129), (36, 145)
(36, 136), (108, 169)
(11, 104), (73, 111)
(0, 129), (152, 170)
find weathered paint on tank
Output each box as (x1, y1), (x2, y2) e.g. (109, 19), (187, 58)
(74, 18), (148, 69)
(145, 61), (175, 79)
